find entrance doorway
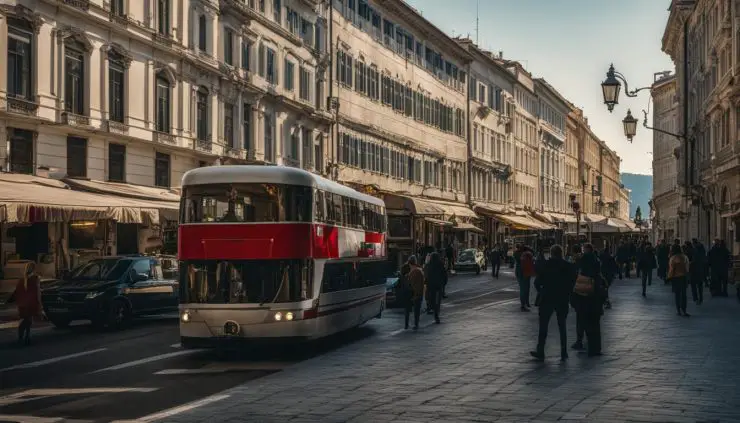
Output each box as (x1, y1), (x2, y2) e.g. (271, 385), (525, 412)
(116, 223), (139, 255)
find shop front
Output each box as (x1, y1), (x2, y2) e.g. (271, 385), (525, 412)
(493, 211), (556, 252)
(383, 193), (479, 269)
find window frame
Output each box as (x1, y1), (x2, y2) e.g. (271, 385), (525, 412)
(66, 136), (88, 178)
(108, 143), (126, 182)
(154, 151), (171, 188)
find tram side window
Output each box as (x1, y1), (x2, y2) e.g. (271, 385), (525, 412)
(315, 190), (325, 221)
(321, 261), (355, 293)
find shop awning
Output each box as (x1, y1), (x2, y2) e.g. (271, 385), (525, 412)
(583, 213), (608, 223)
(383, 193), (477, 219)
(473, 202), (508, 216)
(63, 178), (181, 202)
(548, 213), (577, 224)
(451, 222), (484, 233)
(591, 218), (629, 233)
(494, 214), (555, 231)
(424, 217), (453, 227)
(0, 174), (179, 224)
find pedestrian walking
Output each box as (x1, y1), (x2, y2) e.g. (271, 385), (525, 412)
(10, 262), (42, 346)
(637, 241), (657, 297)
(599, 245), (617, 309)
(530, 245), (577, 362)
(403, 256), (424, 330)
(708, 239), (731, 297)
(616, 240), (631, 279)
(690, 238), (706, 305)
(572, 244), (607, 357)
(516, 246), (536, 312)
(424, 252), (446, 324)
(569, 244), (587, 350)
(489, 243), (502, 279)
(656, 239), (670, 283)
(668, 244), (691, 317)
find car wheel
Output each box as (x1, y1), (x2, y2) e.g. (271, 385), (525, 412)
(475, 265), (481, 275)
(48, 316), (71, 329)
(106, 299), (132, 330)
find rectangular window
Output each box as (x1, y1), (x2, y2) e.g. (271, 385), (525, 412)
(155, 152), (170, 188)
(264, 112), (274, 162)
(243, 104), (252, 151)
(302, 128), (313, 169)
(198, 15), (207, 51)
(266, 47), (276, 84)
(300, 17), (314, 47)
(9, 129), (34, 174)
(224, 29), (234, 65)
(299, 67), (311, 101)
(108, 143), (126, 182)
(64, 44), (85, 115)
(109, 55), (125, 123)
(287, 8), (300, 34)
(66, 136), (87, 178)
(196, 89), (209, 141)
(273, 0), (281, 23)
(155, 76), (171, 133)
(241, 40), (250, 70)
(110, 0), (125, 16)
(284, 59), (294, 91)
(7, 20), (33, 100)
(224, 103), (234, 148)
(157, 0), (170, 36)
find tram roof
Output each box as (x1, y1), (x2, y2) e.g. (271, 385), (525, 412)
(181, 166), (385, 207)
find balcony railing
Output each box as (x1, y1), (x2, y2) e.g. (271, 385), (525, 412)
(62, 112), (90, 126)
(61, 0), (90, 11)
(195, 139), (212, 152)
(152, 32), (173, 47)
(105, 120), (128, 134)
(153, 131), (175, 144)
(6, 96), (39, 116)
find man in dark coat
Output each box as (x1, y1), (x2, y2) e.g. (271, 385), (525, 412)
(708, 239), (731, 296)
(616, 240), (631, 279)
(530, 245), (577, 362)
(690, 238), (706, 304)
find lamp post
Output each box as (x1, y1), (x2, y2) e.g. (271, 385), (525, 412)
(570, 193), (581, 245)
(600, 64), (653, 113)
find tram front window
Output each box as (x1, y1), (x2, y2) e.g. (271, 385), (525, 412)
(180, 259), (313, 304)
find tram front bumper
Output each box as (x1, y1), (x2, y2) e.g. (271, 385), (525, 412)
(180, 317), (318, 344)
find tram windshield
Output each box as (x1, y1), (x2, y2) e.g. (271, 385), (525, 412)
(179, 259), (313, 304)
(181, 183), (312, 223)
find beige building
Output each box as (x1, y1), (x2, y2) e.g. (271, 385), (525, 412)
(534, 78), (569, 214)
(330, 0), (472, 254)
(600, 143), (623, 218)
(663, 0), (740, 250)
(565, 106), (581, 214)
(0, 0), (329, 265)
(650, 72), (681, 241)
(499, 60), (539, 212)
(618, 186), (631, 221)
(456, 39), (515, 242)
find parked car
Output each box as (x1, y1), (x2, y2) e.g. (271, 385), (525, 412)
(454, 249), (486, 274)
(41, 255), (179, 330)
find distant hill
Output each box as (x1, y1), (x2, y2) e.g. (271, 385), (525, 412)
(621, 173), (653, 220)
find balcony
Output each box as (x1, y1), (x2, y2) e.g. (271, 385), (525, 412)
(152, 32), (173, 47)
(153, 131), (175, 145)
(6, 96), (39, 116)
(61, 112), (90, 126)
(104, 120), (128, 134)
(61, 0), (90, 11)
(195, 139), (212, 152)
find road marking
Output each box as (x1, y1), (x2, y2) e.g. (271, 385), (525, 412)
(0, 415), (67, 423)
(0, 387), (158, 407)
(111, 394), (231, 422)
(444, 285), (516, 306)
(155, 361), (292, 375)
(0, 320), (21, 329)
(0, 348), (108, 373)
(473, 298), (519, 311)
(91, 350), (204, 373)
(170, 343), (181, 348)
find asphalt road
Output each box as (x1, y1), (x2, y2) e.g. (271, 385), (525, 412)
(0, 269), (519, 423)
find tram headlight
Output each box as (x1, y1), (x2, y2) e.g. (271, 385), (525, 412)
(181, 310), (191, 323)
(285, 312), (294, 321)
(274, 312), (283, 321)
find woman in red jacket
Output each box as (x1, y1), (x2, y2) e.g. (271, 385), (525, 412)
(13, 262), (42, 346)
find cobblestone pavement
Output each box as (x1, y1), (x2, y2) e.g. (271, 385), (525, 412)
(161, 276), (740, 423)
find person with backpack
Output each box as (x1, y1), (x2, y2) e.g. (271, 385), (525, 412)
(517, 246), (536, 312)
(403, 255), (425, 330)
(572, 243), (607, 356)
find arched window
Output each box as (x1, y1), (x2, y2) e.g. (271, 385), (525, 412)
(155, 72), (171, 133)
(196, 87), (209, 141)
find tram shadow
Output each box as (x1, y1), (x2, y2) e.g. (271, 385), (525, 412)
(208, 325), (378, 362)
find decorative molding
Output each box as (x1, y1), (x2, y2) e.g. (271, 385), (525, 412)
(154, 62), (178, 83)
(102, 43), (133, 68)
(57, 26), (94, 52)
(0, 4), (44, 34)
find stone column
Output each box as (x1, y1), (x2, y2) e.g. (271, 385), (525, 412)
(0, 15), (8, 97)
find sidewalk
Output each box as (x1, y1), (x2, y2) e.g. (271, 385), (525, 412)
(157, 277), (740, 423)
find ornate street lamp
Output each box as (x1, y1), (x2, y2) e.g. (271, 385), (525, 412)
(622, 109), (638, 142)
(600, 64), (652, 113)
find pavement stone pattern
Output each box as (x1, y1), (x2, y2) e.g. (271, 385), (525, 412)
(161, 276), (740, 423)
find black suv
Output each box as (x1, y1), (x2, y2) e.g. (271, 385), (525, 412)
(42, 256), (179, 330)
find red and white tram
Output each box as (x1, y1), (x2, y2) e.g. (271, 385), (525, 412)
(177, 165), (388, 347)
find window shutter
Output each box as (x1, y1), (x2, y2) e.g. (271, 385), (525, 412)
(258, 44), (265, 77)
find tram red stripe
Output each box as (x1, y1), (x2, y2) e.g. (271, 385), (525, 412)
(179, 224), (316, 260)
(364, 232), (383, 243)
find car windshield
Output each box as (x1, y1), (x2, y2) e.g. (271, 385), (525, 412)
(68, 259), (131, 281)
(459, 250), (475, 260)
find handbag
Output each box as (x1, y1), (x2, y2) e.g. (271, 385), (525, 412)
(574, 273), (595, 296)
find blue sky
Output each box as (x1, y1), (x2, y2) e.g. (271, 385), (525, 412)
(404, 0), (674, 175)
